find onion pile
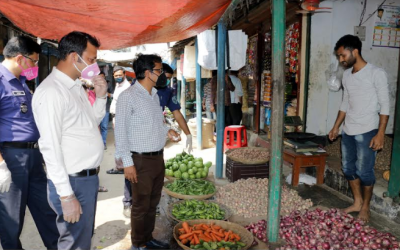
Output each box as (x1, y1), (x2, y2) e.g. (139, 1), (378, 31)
(278, 208), (399, 250)
(245, 219), (268, 243)
(215, 178), (313, 218)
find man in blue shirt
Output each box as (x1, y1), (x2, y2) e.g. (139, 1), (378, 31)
(0, 36), (59, 249)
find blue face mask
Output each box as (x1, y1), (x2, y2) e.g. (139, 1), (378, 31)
(115, 77), (123, 83)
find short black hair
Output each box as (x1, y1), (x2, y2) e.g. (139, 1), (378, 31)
(3, 36), (41, 58)
(162, 63), (174, 74)
(99, 71), (105, 75)
(113, 66), (125, 74)
(132, 54), (162, 80)
(212, 70), (218, 77)
(334, 35), (362, 56)
(58, 31), (100, 60)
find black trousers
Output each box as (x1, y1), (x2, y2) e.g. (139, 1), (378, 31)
(229, 103), (243, 125)
(214, 104), (232, 127)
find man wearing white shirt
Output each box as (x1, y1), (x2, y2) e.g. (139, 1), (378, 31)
(110, 66), (130, 124)
(32, 31), (107, 250)
(229, 71), (244, 125)
(329, 35), (390, 222)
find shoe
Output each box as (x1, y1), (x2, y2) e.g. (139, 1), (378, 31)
(123, 205), (131, 218)
(104, 144), (107, 150)
(131, 246), (147, 250)
(145, 239), (170, 249)
(106, 168), (124, 174)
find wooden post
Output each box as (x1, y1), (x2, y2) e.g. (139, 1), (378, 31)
(385, 50), (400, 200)
(216, 21), (227, 179)
(181, 76), (187, 120)
(267, 0), (286, 242)
(195, 38), (203, 150)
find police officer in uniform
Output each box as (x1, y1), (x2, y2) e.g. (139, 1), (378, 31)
(0, 36), (59, 249)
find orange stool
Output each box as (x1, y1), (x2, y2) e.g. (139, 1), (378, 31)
(224, 125), (248, 151)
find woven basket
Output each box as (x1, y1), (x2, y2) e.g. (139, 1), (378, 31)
(226, 147), (270, 165)
(173, 219), (254, 250)
(167, 200), (233, 223)
(163, 180), (215, 200)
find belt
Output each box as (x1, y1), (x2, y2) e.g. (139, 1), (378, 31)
(69, 167), (100, 177)
(131, 149), (163, 156)
(0, 141), (39, 149)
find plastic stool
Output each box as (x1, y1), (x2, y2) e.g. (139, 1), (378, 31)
(224, 125), (248, 151)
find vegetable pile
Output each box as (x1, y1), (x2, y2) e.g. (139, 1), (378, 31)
(172, 200), (226, 221)
(166, 179), (216, 196)
(165, 152), (212, 179)
(245, 220), (268, 243)
(277, 208), (399, 250)
(177, 221), (246, 250)
(215, 178), (312, 218)
(228, 148), (269, 162)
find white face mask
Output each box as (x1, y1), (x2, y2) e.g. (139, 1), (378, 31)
(74, 54), (100, 80)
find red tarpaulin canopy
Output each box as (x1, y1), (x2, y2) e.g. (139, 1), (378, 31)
(0, 0), (231, 49)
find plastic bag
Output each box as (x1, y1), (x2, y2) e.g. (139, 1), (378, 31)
(325, 60), (344, 92)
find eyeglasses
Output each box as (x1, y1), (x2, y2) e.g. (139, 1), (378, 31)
(152, 68), (164, 74)
(23, 55), (39, 65)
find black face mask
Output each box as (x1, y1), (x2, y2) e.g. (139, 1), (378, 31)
(150, 72), (167, 87)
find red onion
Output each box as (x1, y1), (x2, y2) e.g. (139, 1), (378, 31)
(322, 242), (330, 250)
(382, 238), (391, 248)
(354, 238), (361, 246)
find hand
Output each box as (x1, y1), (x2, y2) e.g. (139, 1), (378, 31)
(0, 160), (12, 193)
(370, 133), (384, 151)
(186, 134), (193, 154)
(328, 127), (339, 141)
(60, 194), (82, 223)
(210, 105), (215, 112)
(168, 129), (181, 142)
(124, 166), (138, 183)
(92, 75), (108, 98)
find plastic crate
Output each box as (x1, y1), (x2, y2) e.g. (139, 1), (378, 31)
(226, 157), (269, 182)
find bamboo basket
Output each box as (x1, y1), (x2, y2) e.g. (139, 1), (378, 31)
(165, 175), (206, 181)
(173, 219), (254, 250)
(163, 180), (215, 200)
(167, 200), (233, 223)
(225, 147), (270, 165)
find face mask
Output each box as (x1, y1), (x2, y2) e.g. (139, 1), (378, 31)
(19, 57), (38, 80)
(115, 77), (124, 83)
(73, 54), (100, 80)
(155, 78), (171, 90)
(150, 71), (167, 87)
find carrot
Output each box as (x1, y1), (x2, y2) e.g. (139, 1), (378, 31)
(214, 234), (222, 241)
(224, 232), (229, 241)
(179, 233), (193, 240)
(233, 234), (241, 241)
(220, 248), (226, 250)
(202, 225), (209, 231)
(199, 235), (212, 242)
(210, 233), (217, 242)
(182, 222), (191, 234)
(192, 230), (203, 234)
(212, 230), (225, 238)
(204, 232), (212, 239)
(193, 233), (200, 245)
(188, 235), (193, 241)
(190, 239), (195, 245)
(219, 229), (225, 234)
(214, 225), (222, 230)
(181, 239), (189, 245)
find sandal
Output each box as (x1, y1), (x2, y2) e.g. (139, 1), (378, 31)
(98, 186), (108, 192)
(106, 168), (124, 174)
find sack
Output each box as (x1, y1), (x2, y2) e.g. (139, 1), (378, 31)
(325, 60), (344, 92)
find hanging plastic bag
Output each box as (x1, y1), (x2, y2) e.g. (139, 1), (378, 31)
(325, 60), (344, 92)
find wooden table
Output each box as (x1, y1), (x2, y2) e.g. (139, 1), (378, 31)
(283, 148), (328, 187)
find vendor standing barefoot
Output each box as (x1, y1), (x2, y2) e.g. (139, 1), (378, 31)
(329, 35), (390, 222)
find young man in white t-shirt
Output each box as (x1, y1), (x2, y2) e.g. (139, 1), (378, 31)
(329, 35), (390, 222)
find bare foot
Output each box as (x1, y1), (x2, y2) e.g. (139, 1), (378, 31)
(358, 207), (371, 222)
(342, 202), (363, 214)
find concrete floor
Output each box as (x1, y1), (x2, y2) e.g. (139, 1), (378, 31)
(2, 129), (400, 250)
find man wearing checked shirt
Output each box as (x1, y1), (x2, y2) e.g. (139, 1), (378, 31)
(115, 54), (180, 250)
